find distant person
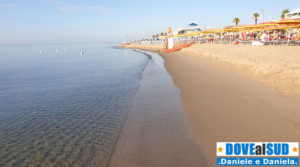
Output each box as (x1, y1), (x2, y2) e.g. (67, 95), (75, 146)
(260, 32), (267, 41)
(233, 40), (239, 45)
(210, 34), (214, 43)
(253, 33), (257, 40)
(274, 32), (279, 40)
(205, 35), (210, 43)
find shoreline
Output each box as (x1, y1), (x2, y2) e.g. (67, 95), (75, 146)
(109, 51), (209, 167)
(123, 44), (300, 166)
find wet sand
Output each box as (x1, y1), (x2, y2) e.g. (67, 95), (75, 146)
(123, 44), (300, 166)
(109, 51), (209, 167)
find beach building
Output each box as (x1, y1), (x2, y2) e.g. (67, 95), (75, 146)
(173, 23), (202, 35)
(286, 8), (300, 19)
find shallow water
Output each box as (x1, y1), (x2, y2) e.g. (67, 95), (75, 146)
(109, 51), (209, 167)
(0, 44), (149, 167)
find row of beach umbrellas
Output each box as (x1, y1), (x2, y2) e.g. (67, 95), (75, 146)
(174, 19), (300, 36)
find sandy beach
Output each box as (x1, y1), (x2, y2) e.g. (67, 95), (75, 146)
(122, 44), (300, 166)
(128, 44), (300, 94)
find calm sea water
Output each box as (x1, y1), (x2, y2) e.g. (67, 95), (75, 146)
(0, 44), (149, 167)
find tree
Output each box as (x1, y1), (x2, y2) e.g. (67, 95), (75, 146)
(233, 18), (240, 26)
(253, 13), (260, 24)
(281, 9), (290, 19)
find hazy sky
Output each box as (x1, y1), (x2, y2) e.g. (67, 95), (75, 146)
(0, 0), (299, 44)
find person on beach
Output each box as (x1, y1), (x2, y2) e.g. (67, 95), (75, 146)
(233, 40), (239, 45)
(206, 35), (210, 43)
(253, 33), (257, 40)
(260, 32), (267, 41)
(274, 32), (279, 40)
(210, 34), (214, 43)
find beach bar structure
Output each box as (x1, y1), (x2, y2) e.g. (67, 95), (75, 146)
(286, 8), (300, 19)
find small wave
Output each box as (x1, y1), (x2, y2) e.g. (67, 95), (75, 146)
(132, 49), (152, 60)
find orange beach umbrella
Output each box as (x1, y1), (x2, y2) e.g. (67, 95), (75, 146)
(168, 26), (172, 33)
(278, 19), (300, 24)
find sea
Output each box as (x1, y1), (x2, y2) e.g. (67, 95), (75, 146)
(0, 44), (150, 167)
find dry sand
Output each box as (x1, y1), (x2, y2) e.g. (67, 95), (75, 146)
(129, 43), (300, 94)
(116, 44), (300, 166)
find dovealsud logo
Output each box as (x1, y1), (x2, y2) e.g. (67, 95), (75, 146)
(216, 142), (299, 166)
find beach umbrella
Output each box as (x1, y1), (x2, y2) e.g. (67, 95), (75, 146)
(278, 19), (300, 24)
(174, 31), (202, 37)
(168, 26), (172, 33)
(241, 24), (259, 29)
(278, 19), (300, 38)
(223, 27), (238, 32)
(254, 22), (279, 39)
(188, 23), (198, 26)
(256, 21), (279, 27)
(234, 24), (259, 33)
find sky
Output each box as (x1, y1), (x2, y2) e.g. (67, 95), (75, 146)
(0, 0), (300, 44)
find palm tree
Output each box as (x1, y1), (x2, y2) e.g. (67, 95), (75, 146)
(253, 13), (260, 24)
(281, 9), (290, 19)
(233, 17), (240, 26)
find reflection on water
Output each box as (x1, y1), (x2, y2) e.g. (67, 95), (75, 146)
(0, 44), (149, 167)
